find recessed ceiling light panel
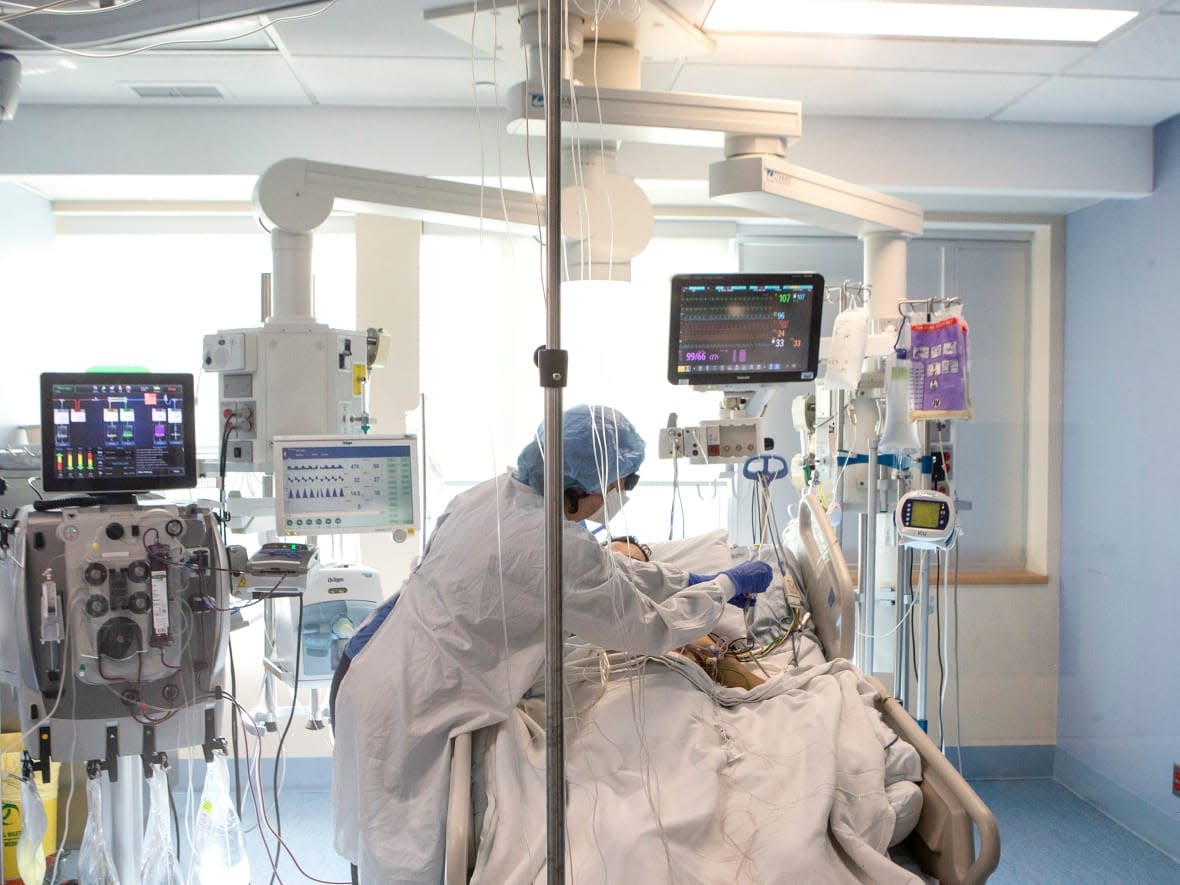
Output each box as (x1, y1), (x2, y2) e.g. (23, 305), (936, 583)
(704, 1), (1138, 43)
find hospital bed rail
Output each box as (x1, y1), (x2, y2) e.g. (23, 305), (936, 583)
(870, 676), (1001, 885)
(790, 493), (1001, 885)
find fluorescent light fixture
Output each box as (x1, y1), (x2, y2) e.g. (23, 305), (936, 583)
(704, 1), (1137, 43)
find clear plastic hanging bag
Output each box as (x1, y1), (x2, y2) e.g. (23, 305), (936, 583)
(140, 765), (183, 885)
(185, 753), (250, 885)
(79, 776), (121, 885)
(16, 775), (48, 885)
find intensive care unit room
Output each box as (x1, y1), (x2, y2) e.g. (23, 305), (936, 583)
(0, 1), (1177, 884)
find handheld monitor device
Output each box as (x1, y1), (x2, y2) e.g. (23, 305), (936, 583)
(668, 272), (825, 388)
(895, 490), (957, 549)
(39, 372), (197, 494)
(273, 434), (420, 540)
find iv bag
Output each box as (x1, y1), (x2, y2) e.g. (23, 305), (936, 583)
(79, 777), (122, 885)
(879, 356), (922, 457)
(909, 309), (972, 420)
(823, 306), (871, 391)
(16, 776), (48, 885)
(140, 766), (183, 885)
(186, 754), (250, 885)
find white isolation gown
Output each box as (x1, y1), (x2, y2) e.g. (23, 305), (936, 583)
(332, 472), (728, 884)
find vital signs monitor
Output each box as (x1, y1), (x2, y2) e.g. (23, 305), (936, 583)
(667, 272), (825, 388)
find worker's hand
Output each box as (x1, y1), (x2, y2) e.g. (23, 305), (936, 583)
(722, 560), (774, 608)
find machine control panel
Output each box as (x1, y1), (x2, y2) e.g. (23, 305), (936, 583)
(895, 490), (957, 549)
(12, 502), (231, 757)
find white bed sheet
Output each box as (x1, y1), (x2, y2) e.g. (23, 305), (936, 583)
(465, 532), (923, 884)
(471, 645), (921, 884)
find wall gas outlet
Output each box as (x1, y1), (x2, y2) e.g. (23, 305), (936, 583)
(658, 427), (685, 459)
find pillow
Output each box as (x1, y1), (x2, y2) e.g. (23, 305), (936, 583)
(646, 529), (733, 575)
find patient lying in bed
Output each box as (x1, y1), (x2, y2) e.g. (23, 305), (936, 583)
(609, 537), (767, 690)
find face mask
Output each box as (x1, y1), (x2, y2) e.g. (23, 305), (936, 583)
(585, 488), (629, 526)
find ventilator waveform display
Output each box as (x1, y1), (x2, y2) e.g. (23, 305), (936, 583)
(274, 436), (419, 536)
(667, 273), (825, 387)
(39, 372), (197, 494)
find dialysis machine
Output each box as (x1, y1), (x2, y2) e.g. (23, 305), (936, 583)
(13, 373), (230, 757)
(1, 371), (232, 881)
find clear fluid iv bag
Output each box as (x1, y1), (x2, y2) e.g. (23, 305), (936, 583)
(186, 754), (250, 885)
(79, 776), (122, 885)
(16, 776), (48, 885)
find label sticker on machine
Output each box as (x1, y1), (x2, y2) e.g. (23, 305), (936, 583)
(150, 571), (169, 637)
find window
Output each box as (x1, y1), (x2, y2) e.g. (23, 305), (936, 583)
(14, 222), (356, 454)
(418, 228), (740, 540)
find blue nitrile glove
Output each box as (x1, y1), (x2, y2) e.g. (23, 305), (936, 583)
(686, 572), (716, 586)
(722, 560), (774, 608)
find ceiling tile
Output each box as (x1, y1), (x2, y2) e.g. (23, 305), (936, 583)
(672, 64), (1045, 120)
(273, 0), (478, 58)
(16, 52), (310, 105)
(291, 56), (526, 107)
(1068, 11), (1180, 77)
(696, 33), (1087, 75)
(995, 75), (1180, 124)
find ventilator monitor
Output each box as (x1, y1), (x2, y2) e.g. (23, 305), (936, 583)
(273, 434), (419, 539)
(668, 272), (825, 388)
(39, 372), (197, 494)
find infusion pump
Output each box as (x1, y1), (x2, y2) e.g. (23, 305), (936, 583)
(895, 490), (957, 550)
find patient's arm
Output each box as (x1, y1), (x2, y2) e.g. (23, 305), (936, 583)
(675, 636), (765, 690)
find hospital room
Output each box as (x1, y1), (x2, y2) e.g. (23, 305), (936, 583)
(0, 0), (1177, 883)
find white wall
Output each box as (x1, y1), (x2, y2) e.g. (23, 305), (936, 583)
(0, 106), (1154, 211)
(1057, 114), (1180, 857)
(0, 183), (55, 438)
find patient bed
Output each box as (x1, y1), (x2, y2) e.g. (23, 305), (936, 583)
(443, 494), (1000, 884)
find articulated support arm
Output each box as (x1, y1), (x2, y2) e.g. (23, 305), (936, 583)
(252, 157), (543, 234)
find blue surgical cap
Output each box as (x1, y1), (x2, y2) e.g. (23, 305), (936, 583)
(516, 404), (645, 495)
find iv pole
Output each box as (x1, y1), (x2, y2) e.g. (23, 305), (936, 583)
(540, 2), (567, 883)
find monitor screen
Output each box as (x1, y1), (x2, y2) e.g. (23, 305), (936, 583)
(40, 372), (197, 494)
(668, 273), (825, 388)
(273, 435), (420, 537)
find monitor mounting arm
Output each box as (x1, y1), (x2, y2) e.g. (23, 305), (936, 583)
(252, 157), (544, 321)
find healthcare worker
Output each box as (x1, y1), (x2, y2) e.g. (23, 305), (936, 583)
(332, 404), (773, 883)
